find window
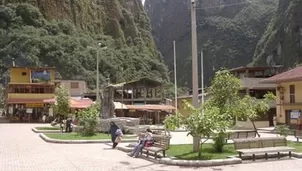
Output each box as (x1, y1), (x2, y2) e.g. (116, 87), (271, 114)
(70, 82), (79, 89)
(21, 72), (27, 76)
(290, 85), (295, 103)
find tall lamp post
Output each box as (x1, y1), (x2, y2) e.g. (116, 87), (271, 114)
(191, 0), (199, 108)
(88, 43), (107, 102)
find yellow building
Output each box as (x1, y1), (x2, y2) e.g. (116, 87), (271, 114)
(261, 66), (302, 129)
(172, 93), (208, 116)
(6, 67), (56, 122)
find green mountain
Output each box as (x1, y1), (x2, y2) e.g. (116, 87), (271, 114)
(145, 0), (278, 87)
(0, 0), (168, 89)
(253, 0), (302, 67)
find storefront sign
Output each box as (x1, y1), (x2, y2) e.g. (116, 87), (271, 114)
(49, 108), (53, 117)
(129, 109), (136, 112)
(8, 106), (13, 114)
(25, 103), (44, 108)
(290, 110), (300, 119)
(26, 108), (33, 113)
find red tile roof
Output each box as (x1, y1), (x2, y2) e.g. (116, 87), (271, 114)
(43, 98), (94, 109)
(126, 104), (175, 111)
(261, 66), (302, 83)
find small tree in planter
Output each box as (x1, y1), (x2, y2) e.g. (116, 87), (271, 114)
(165, 101), (232, 158)
(275, 125), (290, 137)
(53, 86), (70, 131)
(77, 103), (100, 136)
(54, 86), (70, 118)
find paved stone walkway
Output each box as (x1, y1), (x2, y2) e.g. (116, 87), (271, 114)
(1, 124), (302, 171)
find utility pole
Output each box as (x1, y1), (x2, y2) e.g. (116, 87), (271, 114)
(200, 51), (205, 108)
(96, 48), (100, 102)
(191, 0), (199, 108)
(173, 41), (178, 111)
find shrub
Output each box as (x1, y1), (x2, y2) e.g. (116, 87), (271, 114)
(275, 125), (290, 137)
(213, 132), (226, 153)
(77, 104), (99, 136)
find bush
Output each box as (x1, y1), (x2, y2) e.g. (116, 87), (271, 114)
(275, 125), (290, 137)
(213, 132), (225, 153)
(77, 104), (99, 136)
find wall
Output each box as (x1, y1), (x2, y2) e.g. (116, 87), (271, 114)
(10, 68), (55, 83)
(56, 80), (87, 97)
(276, 81), (302, 126)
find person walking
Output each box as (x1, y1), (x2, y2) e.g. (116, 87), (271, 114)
(109, 121), (120, 149)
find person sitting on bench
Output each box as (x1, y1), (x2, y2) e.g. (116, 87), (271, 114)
(128, 129), (153, 158)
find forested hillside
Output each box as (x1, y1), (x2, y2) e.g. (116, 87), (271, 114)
(145, 0), (278, 87)
(0, 1), (169, 89)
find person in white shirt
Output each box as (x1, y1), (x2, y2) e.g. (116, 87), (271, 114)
(128, 129), (153, 158)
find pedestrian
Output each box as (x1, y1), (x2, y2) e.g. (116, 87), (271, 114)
(109, 121), (120, 149)
(42, 114), (46, 123)
(128, 129), (154, 158)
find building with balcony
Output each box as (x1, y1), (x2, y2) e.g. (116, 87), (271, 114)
(55, 80), (87, 97)
(111, 77), (175, 124)
(230, 66), (283, 128)
(5, 67), (56, 122)
(261, 66), (302, 129)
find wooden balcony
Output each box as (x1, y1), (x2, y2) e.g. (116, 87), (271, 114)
(240, 77), (276, 89)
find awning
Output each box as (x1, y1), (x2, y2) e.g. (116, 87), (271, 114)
(43, 98), (56, 103)
(70, 98), (93, 109)
(43, 98), (94, 109)
(7, 98), (48, 104)
(114, 102), (128, 109)
(126, 104), (175, 111)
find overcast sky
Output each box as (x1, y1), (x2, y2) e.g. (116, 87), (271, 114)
(142, 0), (145, 4)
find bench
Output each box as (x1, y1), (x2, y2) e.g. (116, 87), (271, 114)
(234, 137), (294, 161)
(141, 135), (171, 159)
(294, 130), (302, 142)
(201, 130), (257, 143)
(227, 130), (257, 141)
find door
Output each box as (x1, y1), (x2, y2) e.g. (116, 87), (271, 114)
(285, 110), (291, 126)
(268, 109), (275, 127)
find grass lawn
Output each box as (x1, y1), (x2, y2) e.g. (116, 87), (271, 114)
(35, 127), (61, 130)
(167, 141), (302, 160)
(45, 133), (136, 140)
(166, 144), (237, 160)
(288, 141), (302, 152)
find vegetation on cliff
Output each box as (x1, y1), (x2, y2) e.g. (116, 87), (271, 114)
(0, 2), (168, 89)
(253, 0), (302, 67)
(145, 0), (277, 87)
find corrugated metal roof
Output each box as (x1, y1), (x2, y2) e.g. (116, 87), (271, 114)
(261, 66), (302, 83)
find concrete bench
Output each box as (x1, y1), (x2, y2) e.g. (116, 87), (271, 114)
(234, 137), (294, 161)
(141, 135), (171, 159)
(227, 130), (257, 140)
(294, 130), (302, 142)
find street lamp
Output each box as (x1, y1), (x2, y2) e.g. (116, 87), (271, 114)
(88, 43), (107, 102)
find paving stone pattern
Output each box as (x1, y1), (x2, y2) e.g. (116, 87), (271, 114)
(1, 124), (302, 171)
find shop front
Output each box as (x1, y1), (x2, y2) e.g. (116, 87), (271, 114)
(6, 99), (53, 123)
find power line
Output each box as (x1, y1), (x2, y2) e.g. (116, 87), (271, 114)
(195, 1), (252, 10)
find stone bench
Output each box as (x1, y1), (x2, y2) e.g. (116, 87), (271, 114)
(234, 137), (294, 161)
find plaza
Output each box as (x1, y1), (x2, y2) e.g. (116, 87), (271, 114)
(1, 123), (302, 171)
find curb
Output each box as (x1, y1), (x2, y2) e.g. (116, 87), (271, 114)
(39, 133), (138, 144)
(32, 128), (63, 133)
(117, 145), (242, 167)
(159, 157), (242, 167)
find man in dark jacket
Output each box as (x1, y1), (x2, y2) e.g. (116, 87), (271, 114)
(109, 121), (120, 149)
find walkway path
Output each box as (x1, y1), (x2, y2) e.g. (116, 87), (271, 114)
(1, 123), (302, 171)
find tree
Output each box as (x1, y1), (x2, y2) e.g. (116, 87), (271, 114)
(77, 102), (100, 136)
(54, 86), (70, 117)
(164, 69), (276, 155)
